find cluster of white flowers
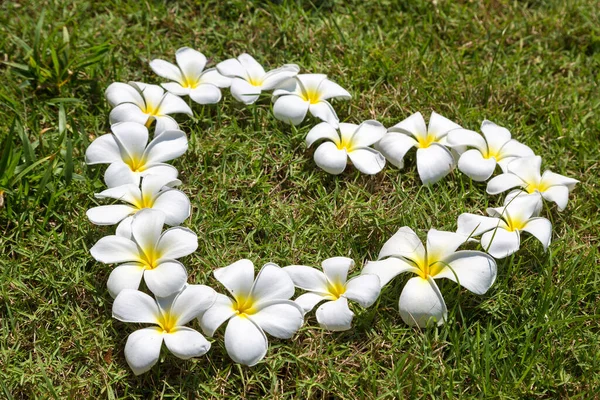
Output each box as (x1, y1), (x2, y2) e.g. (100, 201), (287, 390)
(84, 48), (578, 374)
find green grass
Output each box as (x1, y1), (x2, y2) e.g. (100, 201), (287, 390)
(1, 0), (599, 398)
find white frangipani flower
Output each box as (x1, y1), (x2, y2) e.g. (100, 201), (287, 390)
(85, 121), (187, 188)
(306, 121), (387, 175)
(106, 82), (192, 134)
(86, 174), (190, 229)
(457, 194), (552, 259)
(283, 257), (380, 331)
(90, 209), (197, 298)
(112, 285), (216, 375)
(150, 47), (232, 105)
(362, 227), (497, 327)
(216, 53), (299, 104)
(486, 155), (579, 211)
(375, 111), (462, 185)
(199, 260), (304, 366)
(272, 74), (351, 128)
(447, 120), (534, 181)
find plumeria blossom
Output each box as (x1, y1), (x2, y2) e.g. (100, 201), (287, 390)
(216, 53), (299, 104)
(199, 260), (304, 366)
(105, 81), (192, 134)
(447, 120), (534, 181)
(283, 257), (380, 331)
(487, 155), (579, 211)
(150, 47), (232, 105)
(457, 193), (552, 259)
(306, 121), (387, 175)
(87, 174), (190, 229)
(375, 112), (462, 185)
(90, 209), (197, 298)
(362, 227), (497, 327)
(112, 285), (216, 375)
(85, 121), (187, 188)
(272, 74), (351, 128)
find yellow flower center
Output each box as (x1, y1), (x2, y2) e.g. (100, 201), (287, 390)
(416, 134), (437, 149)
(132, 193), (155, 210)
(232, 295), (257, 317)
(139, 247), (162, 270)
(142, 102), (160, 116)
(525, 181), (549, 194)
(326, 280), (346, 300)
(156, 312), (178, 333)
(336, 136), (355, 152)
(301, 88), (321, 104)
(412, 252), (445, 279)
(124, 155), (147, 173)
(483, 146), (502, 160)
(247, 76), (263, 87)
(504, 215), (527, 232)
(182, 76), (200, 89)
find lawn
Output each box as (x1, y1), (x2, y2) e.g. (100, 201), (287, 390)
(1, 0), (599, 398)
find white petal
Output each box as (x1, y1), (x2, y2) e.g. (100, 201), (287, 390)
(90, 235), (138, 264)
(294, 292), (328, 313)
(116, 216), (133, 239)
(171, 284), (217, 325)
(435, 251), (497, 294)
(124, 327), (163, 375)
(486, 173), (525, 195)
(141, 164), (179, 183)
(425, 229), (468, 262)
(427, 111), (461, 140)
(144, 260), (187, 298)
(214, 259), (255, 299)
(143, 129), (188, 165)
(375, 132), (417, 169)
(154, 116), (180, 136)
(189, 84), (222, 104)
(141, 173), (180, 195)
(540, 170), (579, 191)
(458, 149), (497, 182)
(495, 192), (542, 221)
(318, 79), (351, 100)
(164, 327), (210, 359)
(224, 316), (268, 366)
(446, 129), (487, 151)
(200, 68), (232, 88)
(251, 263), (295, 304)
(315, 297), (354, 331)
(506, 156), (542, 184)
(131, 209), (165, 254)
(96, 182), (141, 203)
(497, 139), (534, 159)
(457, 213), (501, 237)
(230, 78), (261, 104)
(399, 277), (447, 327)
(216, 58), (246, 78)
(250, 300), (304, 339)
(388, 112), (427, 140)
(348, 147), (386, 175)
(161, 82), (189, 96)
(309, 101), (339, 127)
(305, 122), (339, 148)
(112, 289), (160, 323)
(344, 274), (381, 307)
(199, 293), (236, 336)
(149, 59), (183, 83)
(296, 74), (327, 94)
(480, 120), (511, 152)
(282, 265), (329, 292)
(86, 205), (135, 225)
(105, 82), (144, 108)
(338, 122), (359, 145)
(379, 226), (425, 261)
(158, 93), (193, 116)
(238, 53), (266, 81)
(153, 190), (191, 225)
(321, 256), (353, 285)
(481, 228), (520, 259)
(107, 263), (145, 298)
(541, 185), (570, 211)
(416, 144), (455, 185)
(504, 190), (543, 217)
(85, 134), (120, 165)
(361, 258), (419, 288)
(111, 121), (149, 160)
(132, 82), (165, 108)
(261, 64), (300, 91)
(272, 94), (309, 125)
(175, 47), (206, 83)
(313, 141), (347, 175)
(522, 217), (552, 250)
(109, 103), (149, 126)
(349, 120), (386, 148)
(156, 227), (197, 261)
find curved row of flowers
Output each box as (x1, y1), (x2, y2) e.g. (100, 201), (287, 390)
(84, 48), (578, 375)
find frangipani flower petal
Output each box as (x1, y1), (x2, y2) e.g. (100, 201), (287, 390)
(399, 277), (447, 327)
(487, 173), (525, 194)
(153, 190), (191, 226)
(541, 170), (579, 190)
(508, 156), (542, 183)
(261, 65), (300, 90)
(109, 103), (149, 126)
(416, 144), (455, 185)
(318, 79), (351, 100)
(199, 293), (236, 336)
(522, 218), (552, 251)
(272, 94), (309, 125)
(347, 147), (386, 175)
(457, 149), (497, 181)
(154, 116), (180, 135)
(251, 263), (295, 306)
(143, 260), (188, 297)
(321, 256), (352, 285)
(434, 251), (497, 295)
(90, 235), (139, 264)
(107, 263), (145, 298)
(315, 297), (353, 331)
(344, 275), (381, 307)
(189, 84), (222, 104)
(124, 327), (164, 375)
(283, 265), (329, 293)
(388, 111), (427, 138)
(426, 229), (468, 262)
(481, 228), (520, 259)
(306, 122), (340, 148)
(480, 120), (511, 152)
(144, 129), (188, 165)
(170, 285), (217, 326)
(214, 259), (255, 299)
(447, 128), (487, 151)
(541, 185), (569, 211)
(103, 162), (138, 188)
(156, 227), (198, 261)
(349, 120), (387, 148)
(112, 289), (160, 323)
(375, 132), (417, 169)
(238, 53), (266, 80)
(250, 300), (304, 339)
(149, 59), (183, 83)
(201, 68), (232, 88)
(85, 134), (122, 165)
(314, 142), (347, 175)
(176, 47), (207, 82)
(378, 226), (425, 261)
(361, 258), (419, 288)
(230, 78), (262, 104)
(131, 209), (164, 254)
(105, 82), (145, 108)
(427, 111), (462, 140)
(163, 326), (211, 359)
(87, 204), (136, 225)
(294, 292), (328, 313)
(457, 213), (502, 238)
(224, 316), (268, 366)
(308, 101), (339, 127)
